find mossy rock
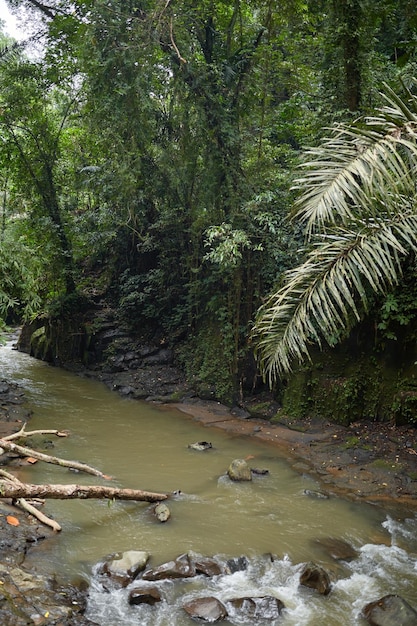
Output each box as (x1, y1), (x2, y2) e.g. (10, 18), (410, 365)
(30, 326), (53, 361)
(246, 401), (280, 419)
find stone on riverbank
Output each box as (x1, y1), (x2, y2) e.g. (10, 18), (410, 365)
(0, 563), (92, 625)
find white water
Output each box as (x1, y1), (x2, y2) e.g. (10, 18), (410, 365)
(1, 336), (417, 625)
(86, 531), (417, 625)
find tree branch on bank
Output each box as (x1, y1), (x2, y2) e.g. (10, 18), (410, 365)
(0, 439), (111, 478)
(0, 469), (61, 531)
(2, 425), (69, 441)
(0, 481), (168, 503)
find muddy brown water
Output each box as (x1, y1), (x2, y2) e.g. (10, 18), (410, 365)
(1, 339), (417, 625)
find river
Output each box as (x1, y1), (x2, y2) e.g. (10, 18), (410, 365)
(1, 337), (417, 625)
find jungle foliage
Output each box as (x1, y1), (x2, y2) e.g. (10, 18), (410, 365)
(0, 0), (417, 401)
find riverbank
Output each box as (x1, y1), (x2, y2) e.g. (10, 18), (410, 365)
(16, 315), (417, 513)
(167, 398), (417, 515)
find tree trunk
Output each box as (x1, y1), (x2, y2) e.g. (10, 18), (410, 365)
(0, 481), (168, 502)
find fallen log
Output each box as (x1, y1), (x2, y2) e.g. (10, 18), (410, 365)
(0, 481), (168, 502)
(0, 439), (110, 478)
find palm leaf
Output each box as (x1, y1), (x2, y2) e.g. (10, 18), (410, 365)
(254, 213), (417, 383)
(292, 89), (417, 235)
(255, 83), (417, 383)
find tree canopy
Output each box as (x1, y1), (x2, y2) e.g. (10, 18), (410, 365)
(1, 0), (416, 400)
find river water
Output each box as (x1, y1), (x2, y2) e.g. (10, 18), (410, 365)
(1, 338), (417, 625)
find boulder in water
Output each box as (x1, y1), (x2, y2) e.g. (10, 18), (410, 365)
(102, 550), (149, 587)
(153, 502), (171, 522)
(251, 467), (270, 476)
(299, 561), (331, 595)
(363, 594), (417, 625)
(313, 537), (358, 561)
(128, 586), (161, 606)
(304, 489), (329, 500)
(227, 459), (252, 481)
(193, 556), (224, 577)
(226, 556), (249, 574)
(188, 441), (213, 451)
(142, 553), (196, 581)
(227, 596), (285, 620)
(183, 596), (228, 622)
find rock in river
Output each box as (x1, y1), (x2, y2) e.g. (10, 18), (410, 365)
(227, 458), (252, 481)
(153, 502), (171, 522)
(183, 596), (228, 622)
(363, 594), (417, 625)
(188, 441), (213, 451)
(143, 553), (196, 581)
(227, 596), (285, 620)
(313, 537), (358, 561)
(102, 550), (150, 587)
(129, 585), (162, 606)
(299, 561), (332, 595)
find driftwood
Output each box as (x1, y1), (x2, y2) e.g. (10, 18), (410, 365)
(0, 430), (169, 531)
(0, 439), (111, 479)
(0, 469), (62, 531)
(2, 425), (69, 441)
(0, 481), (168, 503)
(17, 498), (62, 532)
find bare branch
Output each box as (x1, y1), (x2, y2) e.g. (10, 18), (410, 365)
(0, 439), (110, 478)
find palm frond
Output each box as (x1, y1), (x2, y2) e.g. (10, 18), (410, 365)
(254, 213), (417, 383)
(292, 88), (417, 235)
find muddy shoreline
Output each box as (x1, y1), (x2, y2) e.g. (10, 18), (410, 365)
(168, 399), (417, 516)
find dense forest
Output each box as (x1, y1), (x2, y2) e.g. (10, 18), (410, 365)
(1, 0), (417, 420)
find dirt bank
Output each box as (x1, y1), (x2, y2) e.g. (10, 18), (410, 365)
(169, 398), (417, 516)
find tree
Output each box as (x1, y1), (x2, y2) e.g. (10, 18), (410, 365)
(0, 58), (78, 296)
(253, 81), (417, 384)
(4, 0), (416, 403)
(67, 0), (317, 399)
